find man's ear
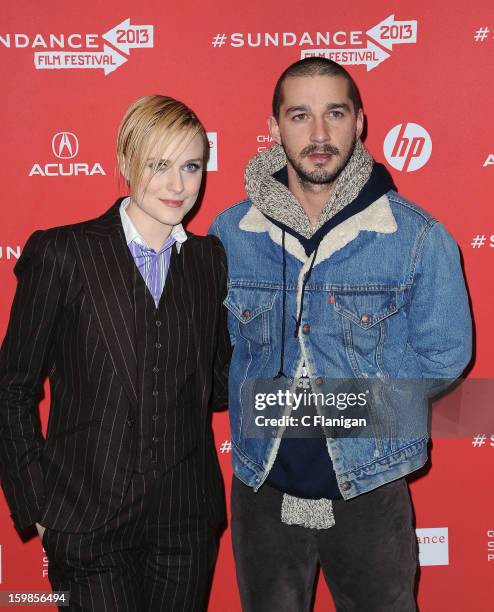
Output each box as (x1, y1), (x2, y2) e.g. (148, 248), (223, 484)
(356, 108), (364, 140)
(268, 115), (281, 145)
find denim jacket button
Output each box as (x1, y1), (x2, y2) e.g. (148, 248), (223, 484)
(341, 481), (352, 491)
(361, 314), (370, 324)
(242, 309), (251, 318)
(315, 377), (324, 386)
(302, 323), (310, 334)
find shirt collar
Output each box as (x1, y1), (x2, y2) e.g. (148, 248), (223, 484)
(119, 197), (187, 252)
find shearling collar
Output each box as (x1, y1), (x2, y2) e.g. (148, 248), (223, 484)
(239, 194), (397, 266)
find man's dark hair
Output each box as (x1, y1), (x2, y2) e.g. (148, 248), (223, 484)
(272, 57), (363, 119)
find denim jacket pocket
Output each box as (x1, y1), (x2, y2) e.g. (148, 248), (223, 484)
(224, 286), (278, 448)
(224, 286), (276, 347)
(333, 290), (399, 378)
(333, 290), (402, 453)
(334, 291), (398, 330)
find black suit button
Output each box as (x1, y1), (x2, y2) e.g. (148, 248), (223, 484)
(152, 414), (159, 421)
(152, 436), (159, 443)
(152, 390), (159, 397)
(153, 366), (160, 374)
(155, 342), (162, 349)
(126, 417), (134, 428)
(155, 320), (162, 327)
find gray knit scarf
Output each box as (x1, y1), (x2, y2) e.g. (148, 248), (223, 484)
(245, 138), (373, 238)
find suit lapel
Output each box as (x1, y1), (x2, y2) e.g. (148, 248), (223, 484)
(72, 202), (138, 407)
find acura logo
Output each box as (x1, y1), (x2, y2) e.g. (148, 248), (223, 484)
(51, 132), (79, 159)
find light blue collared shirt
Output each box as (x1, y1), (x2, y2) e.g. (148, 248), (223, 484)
(119, 198), (187, 307)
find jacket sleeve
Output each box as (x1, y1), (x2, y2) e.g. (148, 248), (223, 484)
(209, 234), (231, 411)
(403, 220), (472, 389)
(209, 216), (238, 349)
(0, 230), (63, 530)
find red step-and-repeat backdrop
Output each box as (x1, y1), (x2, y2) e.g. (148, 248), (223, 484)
(1, 1), (493, 609)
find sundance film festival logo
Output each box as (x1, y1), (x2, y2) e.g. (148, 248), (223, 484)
(383, 123), (432, 172)
(301, 15), (417, 71)
(211, 15), (417, 71)
(29, 132), (106, 177)
(0, 18), (153, 76)
(416, 527), (449, 566)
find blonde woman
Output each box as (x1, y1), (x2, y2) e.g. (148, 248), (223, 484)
(0, 96), (230, 610)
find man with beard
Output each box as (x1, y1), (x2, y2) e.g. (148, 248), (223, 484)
(210, 58), (471, 610)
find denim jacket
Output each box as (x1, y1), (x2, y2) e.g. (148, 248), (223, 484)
(209, 191), (472, 499)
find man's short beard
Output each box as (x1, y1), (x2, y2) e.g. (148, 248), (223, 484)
(285, 138), (357, 188)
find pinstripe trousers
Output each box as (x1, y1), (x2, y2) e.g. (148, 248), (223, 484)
(42, 452), (218, 611)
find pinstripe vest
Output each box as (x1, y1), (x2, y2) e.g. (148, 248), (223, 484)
(132, 246), (197, 473)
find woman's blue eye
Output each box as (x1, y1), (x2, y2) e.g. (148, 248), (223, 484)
(184, 162), (202, 172)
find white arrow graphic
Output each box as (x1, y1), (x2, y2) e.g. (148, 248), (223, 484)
(301, 42), (390, 72)
(34, 45), (127, 76)
(367, 15), (417, 50)
(364, 41), (391, 71)
(102, 18), (154, 54)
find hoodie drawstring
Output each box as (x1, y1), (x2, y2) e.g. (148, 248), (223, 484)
(274, 233), (320, 379)
(274, 229), (287, 379)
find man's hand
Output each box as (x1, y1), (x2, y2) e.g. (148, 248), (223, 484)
(35, 522), (46, 539)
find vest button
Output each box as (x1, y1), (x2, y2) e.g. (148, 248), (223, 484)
(152, 436), (159, 443)
(152, 390), (159, 397)
(155, 342), (162, 349)
(341, 481), (352, 491)
(153, 367), (159, 374)
(155, 320), (162, 327)
(125, 417), (134, 428)
(152, 414), (159, 421)
(242, 309), (251, 318)
(302, 323), (310, 334)
(315, 377), (324, 386)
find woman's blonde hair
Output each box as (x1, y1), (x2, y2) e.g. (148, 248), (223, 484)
(116, 95), (209, 196)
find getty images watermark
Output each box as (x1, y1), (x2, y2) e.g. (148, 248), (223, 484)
(243, 378), (385, 439)
(254, 388), (368, 431)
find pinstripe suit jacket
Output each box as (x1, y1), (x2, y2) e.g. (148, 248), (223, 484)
(0, 200), (230, 533)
